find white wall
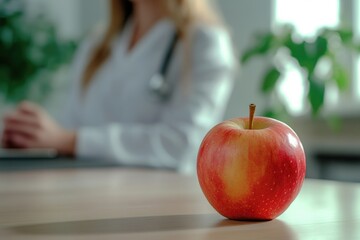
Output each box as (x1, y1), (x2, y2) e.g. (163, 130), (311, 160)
(25, 0), (107, 40)
(216, 0), (273, 119)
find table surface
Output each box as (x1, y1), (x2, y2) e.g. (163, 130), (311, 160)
(0, 168), (359, 240)
(0, 157), (121, 171)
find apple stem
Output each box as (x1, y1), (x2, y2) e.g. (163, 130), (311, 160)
(249, 104), (256, 130)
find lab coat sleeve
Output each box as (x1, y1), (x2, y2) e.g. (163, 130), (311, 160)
(76, 26), (237, 173)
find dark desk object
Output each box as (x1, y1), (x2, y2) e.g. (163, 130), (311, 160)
(315, 152), (360, 182)
(0, 168), (360, 239)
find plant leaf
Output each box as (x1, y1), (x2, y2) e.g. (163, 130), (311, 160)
(308, 76), (325, 116)
(241, 33), (275, 63)
(332, 64), (349, 91)
(261, 67), (280, 93)
(285, 36), (328, 74)
(313, 36), (328, 61)
(285, 40), (307, 65)
(0, 1), (77, 103)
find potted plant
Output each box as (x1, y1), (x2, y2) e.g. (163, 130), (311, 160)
(0, 0), (76, 105)
(241, 24), (359, 128)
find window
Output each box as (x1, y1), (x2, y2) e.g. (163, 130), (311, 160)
(273, 0), (342, 115)
(274, 0), (339, 37)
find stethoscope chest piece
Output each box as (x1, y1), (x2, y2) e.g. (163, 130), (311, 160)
(149, 73), (171, 101)
(148, 31), (179, 102)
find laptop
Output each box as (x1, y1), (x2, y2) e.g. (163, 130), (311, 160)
(0, 148), (58, 160)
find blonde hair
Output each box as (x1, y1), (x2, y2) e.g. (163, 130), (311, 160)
(82, 0), (223, 89)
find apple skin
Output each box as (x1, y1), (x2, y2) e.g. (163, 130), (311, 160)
(197, 116), (306, 221)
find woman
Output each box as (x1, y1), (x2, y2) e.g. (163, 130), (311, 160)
(1, 0), (236, 173)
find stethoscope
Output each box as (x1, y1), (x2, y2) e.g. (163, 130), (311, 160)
(148, 31), (179, 101)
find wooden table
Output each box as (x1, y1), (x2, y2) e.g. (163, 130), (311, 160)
(0, 168), (359, 240)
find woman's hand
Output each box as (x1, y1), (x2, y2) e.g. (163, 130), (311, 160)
(1, 101), (76, 156)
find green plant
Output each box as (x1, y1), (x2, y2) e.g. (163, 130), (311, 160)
(0, 0), (77, 103)
(241, 24), (359, 123)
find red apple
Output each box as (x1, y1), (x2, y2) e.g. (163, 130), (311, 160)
(197, 104), (306, 220)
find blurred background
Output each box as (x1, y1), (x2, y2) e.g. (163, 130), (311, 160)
(0, 0), (359, 182)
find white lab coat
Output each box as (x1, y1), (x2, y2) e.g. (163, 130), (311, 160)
(60, 19), (236, 173)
